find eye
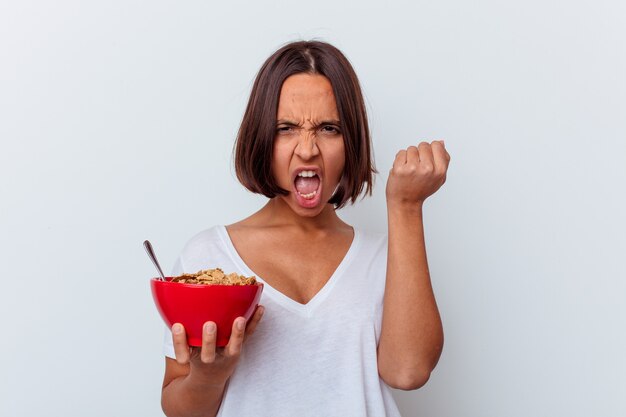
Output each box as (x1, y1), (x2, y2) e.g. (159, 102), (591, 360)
(320, 125), (341, 134)
(276, 126), (294, 134)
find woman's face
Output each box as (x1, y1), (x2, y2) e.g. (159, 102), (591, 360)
(272, 73), (345, 217)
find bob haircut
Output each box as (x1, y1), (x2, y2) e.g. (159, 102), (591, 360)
(234, 40), (376, 209)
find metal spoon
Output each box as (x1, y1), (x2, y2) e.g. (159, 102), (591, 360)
(143, 240), (166, 281)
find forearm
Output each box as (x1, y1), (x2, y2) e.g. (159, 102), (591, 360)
(378, 203), (444, 389)
(161, 369), (226, 417)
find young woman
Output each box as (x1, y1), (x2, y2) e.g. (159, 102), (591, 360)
(160, 40), (450, 417)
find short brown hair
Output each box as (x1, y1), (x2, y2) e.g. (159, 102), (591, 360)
(234, 40), (376, 209)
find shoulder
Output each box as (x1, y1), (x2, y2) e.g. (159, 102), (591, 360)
(181, 225), (224, 253)
(355, 228), (387, 250)
(350, 228), (387, 265)
(175, 226), (229, 270)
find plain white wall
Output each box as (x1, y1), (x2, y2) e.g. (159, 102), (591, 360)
(1, 0), (624, 416)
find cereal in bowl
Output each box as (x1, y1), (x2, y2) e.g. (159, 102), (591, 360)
(171, 268), (256, 285)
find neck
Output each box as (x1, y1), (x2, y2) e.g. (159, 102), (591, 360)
(255, 197), (346, 232)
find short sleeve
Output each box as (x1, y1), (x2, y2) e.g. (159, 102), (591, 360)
(372, 234), (388, 343)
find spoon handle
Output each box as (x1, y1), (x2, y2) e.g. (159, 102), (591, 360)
(143, 240), (166, 280)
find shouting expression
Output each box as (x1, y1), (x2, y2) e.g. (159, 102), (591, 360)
(272, 73), (346, 217)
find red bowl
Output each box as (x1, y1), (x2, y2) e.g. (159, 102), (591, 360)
(151, 278), (263, 347)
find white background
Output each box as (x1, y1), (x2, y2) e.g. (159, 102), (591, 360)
(1, 1), (625, 416)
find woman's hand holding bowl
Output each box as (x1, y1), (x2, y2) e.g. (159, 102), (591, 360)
(171, 306), (265, 386)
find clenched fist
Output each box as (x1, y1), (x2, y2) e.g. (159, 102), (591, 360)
(386, 141), (450, 208)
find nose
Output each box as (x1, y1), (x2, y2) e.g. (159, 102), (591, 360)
(294, 130), (320, 160)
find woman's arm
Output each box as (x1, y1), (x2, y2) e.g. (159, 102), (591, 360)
(377, 141), (450, 390)
(162, 358), (226, 417)
(161, 307), (264, 416)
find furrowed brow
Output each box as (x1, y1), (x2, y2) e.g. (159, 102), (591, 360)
(276, 119), (300, 126)
(276, 119), (341, 126)
(319, 120), (341, 126)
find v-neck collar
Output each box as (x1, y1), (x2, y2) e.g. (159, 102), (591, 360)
(217, 225), (361, 318)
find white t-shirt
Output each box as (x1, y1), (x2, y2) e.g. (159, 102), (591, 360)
(163, 225), (401, 417)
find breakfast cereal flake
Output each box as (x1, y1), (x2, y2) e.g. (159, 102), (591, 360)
(171, 268), (256, 285)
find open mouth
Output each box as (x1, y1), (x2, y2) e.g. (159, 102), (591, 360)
(293, 169), (323, 208)
(294, 170), (321, 199)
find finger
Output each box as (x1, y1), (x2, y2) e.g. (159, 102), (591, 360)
(406, 146), (419, 164)
(431, 140), (450, 175)
(392, 150), (407, 169)
(435, 139), (450, 161)
(172, 323), (190, 365)
(200, 322), (217, 363)
(437, 140), (450, 162)
(244, 305), (265, 337)
(417, 142), (434, 172)
(225, 317), (246, 358)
